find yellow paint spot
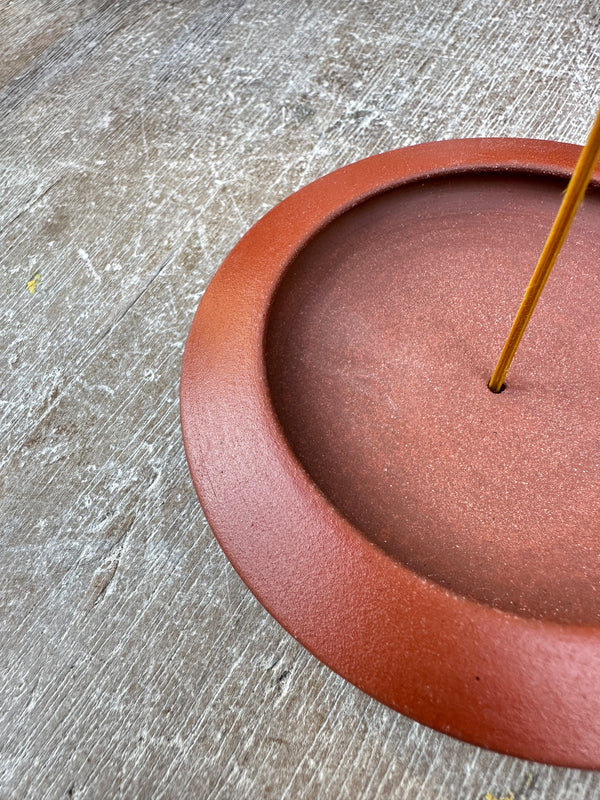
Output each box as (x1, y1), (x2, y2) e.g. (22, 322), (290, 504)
(485, 791), (514, 800)
(27, 272), (41, 294)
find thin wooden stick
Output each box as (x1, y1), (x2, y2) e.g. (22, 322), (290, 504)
(488, 104), (600, 393)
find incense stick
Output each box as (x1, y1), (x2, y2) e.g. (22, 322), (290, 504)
(488, 104), (600, 393)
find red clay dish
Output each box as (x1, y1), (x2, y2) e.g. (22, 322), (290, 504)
(180, 138), (600, 768)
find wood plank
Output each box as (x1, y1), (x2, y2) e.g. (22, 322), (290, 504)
(1, 0), (600, 797)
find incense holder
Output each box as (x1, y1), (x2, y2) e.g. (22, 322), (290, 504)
(180, 138), (600, 768)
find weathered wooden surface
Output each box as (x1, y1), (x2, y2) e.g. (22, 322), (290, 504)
(1, 1), (599, 797)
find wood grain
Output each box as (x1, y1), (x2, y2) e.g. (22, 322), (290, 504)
(1, 1), (599, 797)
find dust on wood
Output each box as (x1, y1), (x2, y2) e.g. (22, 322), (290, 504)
(1, 0), (600, 797)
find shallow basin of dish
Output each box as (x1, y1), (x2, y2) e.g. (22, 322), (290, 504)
(266, 171), (600, 626)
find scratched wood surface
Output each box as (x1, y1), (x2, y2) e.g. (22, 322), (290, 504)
(1, 1), (600, 798)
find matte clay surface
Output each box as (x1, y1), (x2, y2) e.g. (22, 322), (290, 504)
(181, 140), (600, 769)
(267, 172), (600, 624)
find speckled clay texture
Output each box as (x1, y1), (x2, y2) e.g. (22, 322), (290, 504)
(267, 171), (600, 625)
(181, 139), (600, 767)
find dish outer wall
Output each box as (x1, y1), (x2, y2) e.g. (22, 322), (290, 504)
(180, 138), (600, 768)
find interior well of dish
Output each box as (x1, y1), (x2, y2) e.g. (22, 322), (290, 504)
(266, 171), (600, 625)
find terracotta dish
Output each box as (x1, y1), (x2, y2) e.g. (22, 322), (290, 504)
(180, 139), (600, 768)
